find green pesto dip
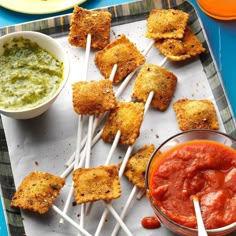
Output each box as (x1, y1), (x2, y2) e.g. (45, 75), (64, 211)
(0, 37), (64, 110)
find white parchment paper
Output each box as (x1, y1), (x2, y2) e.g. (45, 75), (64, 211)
(1, 19), (226, 236)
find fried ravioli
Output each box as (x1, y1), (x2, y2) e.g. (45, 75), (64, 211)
(155, 27), (206, 61)
(173, 98), (219, 131)
(72, 80), (117, 115)
(73, 165), (121, 204)
(69, 6), (112, 49)
(94, 34), (145, 85)
(146, 9), (189, 40)
(124, 144), (155, 189)
(102, 102), (145, 145)
(11, 171), (65, 214)
(132, 64), (177, 111)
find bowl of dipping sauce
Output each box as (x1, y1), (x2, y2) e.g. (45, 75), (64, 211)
(0, 31), (70, 119)
(146, 129), (236, 236)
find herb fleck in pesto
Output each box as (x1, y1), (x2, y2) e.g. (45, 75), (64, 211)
(0, 37), (64, 110)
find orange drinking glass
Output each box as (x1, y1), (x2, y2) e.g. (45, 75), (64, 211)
(197, 0), (236, 20)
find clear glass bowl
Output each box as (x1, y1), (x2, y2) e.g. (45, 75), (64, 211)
(145, 129), (236, 236)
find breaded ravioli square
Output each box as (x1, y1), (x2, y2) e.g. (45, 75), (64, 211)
(132, 64), (177, 111)
(155, 27), (206, 61)
(94, 34), (145, 85)
(11, 171), (65, 214)
(73, 165), (121, 204)
(124, 144), (155, 189)
(173, 99), (219, 131)
(102, 102), (145, 145)
(146, 9), (189, 40)
(72, 80), (117, 115)
(69, 6), (112, 49)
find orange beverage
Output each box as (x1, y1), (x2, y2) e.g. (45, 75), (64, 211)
(197, 0), (236, 20)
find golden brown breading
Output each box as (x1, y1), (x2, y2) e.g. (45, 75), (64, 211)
(173, 98), (219, 131)
(94, 34), (145, 85)
(102, 102), (145, 145)
(68, 6), (112, 49)
(146, 9), (189, 40)
(155, 27), (206, 61)
(73, 165), (121, 204)
(11, 171), (65, 214)
(132, 64), (177, 111)
(124, 144), (155, 189)
(72, 80), (117, 115)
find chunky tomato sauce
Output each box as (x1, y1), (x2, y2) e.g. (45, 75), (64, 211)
(149, 140), (236, 229)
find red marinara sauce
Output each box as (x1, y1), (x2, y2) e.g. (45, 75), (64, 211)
(149, 140), (236, 229)
(141, 216), (161, 229)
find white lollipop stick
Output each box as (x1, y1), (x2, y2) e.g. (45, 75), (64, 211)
(160, 56), (167, 67)
(74, 33), (91, 170)
(64, 63), (117, 169)
(94, 144), (134, 236)
(86, 130), (121, 216)
(65, 152), (75, 167)
(62, 52), (161, 177)
(80, 203), (86, 229)
(115, 40), (154, 98)
(104, 130), (121, 166)
(52, 205), (92, 236)
(136, 188), (146, 200)
(95, 91), (155, 235)
(64, 40), (154, 170)
(62, 77), (157, 178)
(83, 33), (92, 80)
(80, 37), (117, 229)
(80, 115), (94, 228)
(85, 115), (94, 168)
(94, 207), (109, 236)
(65, 41), (156, 168)
(80, 63), (118, 224)
(60, 104), (84, 224)
(61, 42), (156, 228)
(111, 186), (138, 236)
(60, 34), (91, 224)
(77, 34), (93, 229)
(60, 129), (103, 178)
(106, 203), (133, 236)
(82, 62), (117, 169)
(143, 40), (155, 56)
(95, 203), (133, 236)
(110, 91), (155, 232)
(110, 90), (157, 234)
